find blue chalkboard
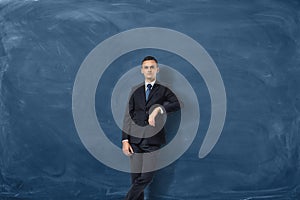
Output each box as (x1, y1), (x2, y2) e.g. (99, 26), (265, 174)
(0, 0), (299, 199)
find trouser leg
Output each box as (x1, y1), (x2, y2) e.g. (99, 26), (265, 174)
(125, 143), (160, 200)
(125, 171), (155, 200)
(129, 173), (144, 200)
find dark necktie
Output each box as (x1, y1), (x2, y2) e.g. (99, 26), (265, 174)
(145, 84), (152, 101)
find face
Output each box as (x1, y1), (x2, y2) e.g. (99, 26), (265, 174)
(141, 60), (159, 82)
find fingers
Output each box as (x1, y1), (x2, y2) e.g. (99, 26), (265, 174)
(148, 108), (160, 126)
(148, 119), (155, 126)
(148, 116), (156, 127)
(122, 142), (134, 156)
(129, 146), (134, 154)
(123, 148), (132, 156)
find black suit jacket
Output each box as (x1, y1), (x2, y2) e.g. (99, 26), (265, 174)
(122, 82), (180, 145)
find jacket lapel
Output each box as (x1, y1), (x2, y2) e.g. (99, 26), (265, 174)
(136, 85), (146, 105)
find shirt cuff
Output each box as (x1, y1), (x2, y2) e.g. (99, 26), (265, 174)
(158, 107), (164, 114)
(122, 139), (129, 143)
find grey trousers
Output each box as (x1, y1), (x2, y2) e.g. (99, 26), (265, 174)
(125, 142), (160, 200)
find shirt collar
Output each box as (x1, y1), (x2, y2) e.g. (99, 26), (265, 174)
(145, 80), (156, 90)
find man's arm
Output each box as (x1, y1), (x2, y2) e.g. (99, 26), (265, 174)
(148, 87), (180, 126)
(148, 107), (163, 127)
(162, 87), (181, 113)
(122, 91), (134, 141)
(122, 90), (135, 156)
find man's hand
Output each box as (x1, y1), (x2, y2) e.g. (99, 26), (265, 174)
(122, 141), (134, 156)
(148, 107), (162, 127)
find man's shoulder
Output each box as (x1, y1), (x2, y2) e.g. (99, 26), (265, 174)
(131, 82), (144, 90)
(154, 81), (173, 91)
(129, 83), (144, 95)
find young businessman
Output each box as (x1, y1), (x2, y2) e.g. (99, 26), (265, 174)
(122, 56), (180, 200)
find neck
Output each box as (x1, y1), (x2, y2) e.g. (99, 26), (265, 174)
(145, 78), (156, 83)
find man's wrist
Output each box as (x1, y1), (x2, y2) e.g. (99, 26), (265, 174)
(156, 106), (163, 114)
(122, 139), (129, 143)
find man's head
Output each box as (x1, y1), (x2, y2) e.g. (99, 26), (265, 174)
(141, 56), (159, 82)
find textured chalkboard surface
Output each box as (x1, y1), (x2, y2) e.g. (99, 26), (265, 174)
(1, 0), (300, 199)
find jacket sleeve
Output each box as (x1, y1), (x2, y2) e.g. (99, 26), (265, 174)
(121, 90), (134, 141)
(162, 87), (181, 113)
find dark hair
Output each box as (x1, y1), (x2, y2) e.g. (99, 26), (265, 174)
(141, 56), (158, 65)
